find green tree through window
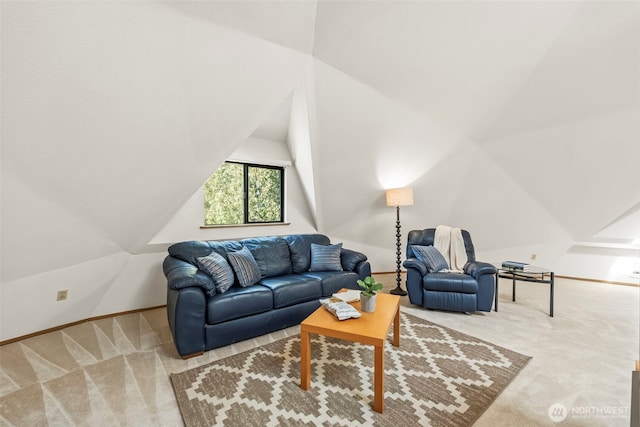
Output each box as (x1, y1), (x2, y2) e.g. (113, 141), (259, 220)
(204, 162), (284, 225)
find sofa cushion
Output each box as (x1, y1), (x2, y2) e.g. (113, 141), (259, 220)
(227, 247), (262, 287)
(310, 243), (343, 272)
(196, 252), (235, 294)
(259, 275), (322, 309)
(423, 273), (478, 294)
(208, 240), (243, 259)
(168, 240), (214, 266)
(301, 271), (359, 296)
(284, 234), (331, 273)
(242, 237), (292, 278)
(169, 240), (242, 266)
(412, 245), (449, 273)
(206, 285), (273, 324)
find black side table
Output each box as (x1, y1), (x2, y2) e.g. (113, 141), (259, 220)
(495, 266), (554, 317)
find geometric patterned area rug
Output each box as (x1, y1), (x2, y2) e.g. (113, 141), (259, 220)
(170, 312), (531, 427)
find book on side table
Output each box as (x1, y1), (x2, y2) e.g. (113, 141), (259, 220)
(501, 260), (530, 272)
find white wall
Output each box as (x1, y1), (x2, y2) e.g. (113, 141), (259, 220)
(558, 245), (640, 284)
(150, 136), (317, 244)
(0, 1), (312, 341)
(1, 253), (129, 339)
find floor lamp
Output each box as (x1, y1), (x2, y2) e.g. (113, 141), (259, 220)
(386, 187), (413, 296)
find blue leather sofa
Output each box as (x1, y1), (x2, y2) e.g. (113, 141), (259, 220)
(403, 228), (496, 313)
(163, 234), (371, 358)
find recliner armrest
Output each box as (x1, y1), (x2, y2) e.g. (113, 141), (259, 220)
(403, 258), (428, 276)
(464, 261), (496, 280)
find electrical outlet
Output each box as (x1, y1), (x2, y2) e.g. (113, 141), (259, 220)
(57, 290), (68, 301)
(531, 254), (537, 260)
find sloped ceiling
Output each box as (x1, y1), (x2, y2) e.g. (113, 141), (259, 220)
(1, 1), (639, 339)
(1, 1), (311, 281)
(309, 0), (639, 248)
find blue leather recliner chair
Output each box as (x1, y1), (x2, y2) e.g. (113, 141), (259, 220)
(403, 228), (496, 313)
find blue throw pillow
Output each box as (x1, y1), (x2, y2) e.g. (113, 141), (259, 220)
(227, 247), (262, 287)
(309, 243), (343, 272)
(196, 251), (235, 293)
(412, 245), (449, 273)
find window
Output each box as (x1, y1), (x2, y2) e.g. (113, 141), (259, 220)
(204, 161), (284, 225)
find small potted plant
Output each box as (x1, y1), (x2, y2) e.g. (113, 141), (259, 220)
(357, 276), (384, 312)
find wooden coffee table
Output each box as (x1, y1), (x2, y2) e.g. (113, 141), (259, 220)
(299, 290), (401, 413)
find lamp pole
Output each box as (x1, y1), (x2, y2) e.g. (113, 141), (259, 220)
(390, 205), (407, 296)
(385, 187), (412, 296)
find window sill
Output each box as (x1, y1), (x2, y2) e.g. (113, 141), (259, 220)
(200, 222), (291, 229)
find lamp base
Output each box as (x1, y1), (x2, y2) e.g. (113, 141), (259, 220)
(390, 286), (407, 296)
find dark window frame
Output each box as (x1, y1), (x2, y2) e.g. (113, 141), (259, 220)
(204, 161), (285, 226)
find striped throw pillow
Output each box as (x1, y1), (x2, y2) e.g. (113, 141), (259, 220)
(412, 245), (449, 273)
(196, 251), (234, 293)
(309, 243), (343, 272)
(227, 247), (262, 287)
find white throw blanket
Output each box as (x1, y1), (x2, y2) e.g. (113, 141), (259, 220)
(434, 225), (468, 272)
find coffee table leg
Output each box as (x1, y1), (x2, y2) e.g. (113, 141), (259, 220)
(393, 307), (400, 347)
(300, 330), (310, 390)
(373, 345), (384, 413)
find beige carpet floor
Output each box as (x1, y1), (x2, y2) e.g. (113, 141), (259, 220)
(0, 274), (638, 426)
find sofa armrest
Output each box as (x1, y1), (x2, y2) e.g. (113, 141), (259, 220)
(464, 261), (497, 280)
(340, 248), (367, 271)
(403, 257), (428, 276)
(167, 286), (207, 358)
(164, 256), (216, 297)
(353, 260), (372, 281)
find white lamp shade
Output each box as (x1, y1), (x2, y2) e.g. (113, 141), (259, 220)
(386, 187), (414, 207)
